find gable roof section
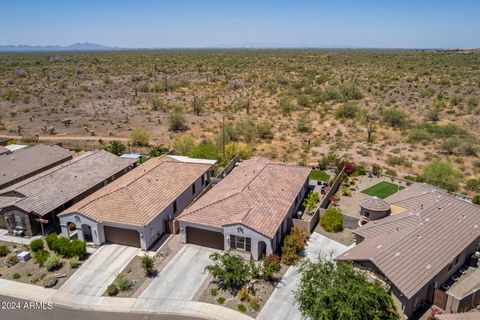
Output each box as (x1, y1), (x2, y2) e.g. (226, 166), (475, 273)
(337, 184), (480, 300)
(177, 157), (311, 238)
(0, 144), (72, 189)
(0, 150), (136, 216)
(59, 155), (213, 226)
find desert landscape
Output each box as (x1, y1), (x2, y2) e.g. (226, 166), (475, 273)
(0, 49), (479, 194)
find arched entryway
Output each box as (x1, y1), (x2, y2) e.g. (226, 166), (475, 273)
(258, 241), (267, 259)
(81, 224), (93, 242)
(67, 222), (77, 239)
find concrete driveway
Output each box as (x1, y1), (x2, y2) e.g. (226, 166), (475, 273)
(258, 232), (351, 320)
(139, 244), (217, 301)
(60, 244), (139, 296)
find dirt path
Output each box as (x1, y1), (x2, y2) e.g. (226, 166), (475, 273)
(0, 134), (130, 142)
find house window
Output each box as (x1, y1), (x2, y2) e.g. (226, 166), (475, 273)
(230, 235), (251, 252)
(14, 215), (23, 229)
(173, 201), (177, 214)
(201, 174), (205, 185)
(192, 183), (196, 195)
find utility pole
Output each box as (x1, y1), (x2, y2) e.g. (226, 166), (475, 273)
(222, 105), (226, 163)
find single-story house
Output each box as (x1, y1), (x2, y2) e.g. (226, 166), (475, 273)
(0, 144), (73, 190)
(336, 183), (480, 318)
(176, 157), (311, 260)
(58, 155), (215, 250)
(0, 150), (136, 236)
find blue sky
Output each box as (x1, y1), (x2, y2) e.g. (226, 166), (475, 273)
(1, 0), (479, 48)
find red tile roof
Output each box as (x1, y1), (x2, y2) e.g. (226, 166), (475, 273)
(177, 157), (310, 238)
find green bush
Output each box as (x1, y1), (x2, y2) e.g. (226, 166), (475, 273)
(216, 296), (226, 304)
(30, 239), (44, 252)
(115, 274), (134, 291)
(45, 233), (58, 250)
(6, 253), (19, 267)
(69, 256), (81, 268)
(33, 250), (50, 266)
(69, 239), (87, 259)
(237, 303), (247, 313)
(107, 284), (119, 296)
(0, 245), (9, 257)
(281, 227), (308, 265)
(262, 254), (281, 281)
(42, 275), (58, 288)
(44, 252), (62, 271)
(210, 287), (218, 296)
(51, 237), (70, 256)
(320, 207), (344, 233)
(205, 252), (250, 292)
(473, 195), (480, 206)
(140, 254), (155, 276)
(49, 236), (86, 259)
(335, 102), (360, 119)
(12, 272), (21, 280)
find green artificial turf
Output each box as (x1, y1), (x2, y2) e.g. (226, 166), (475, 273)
(361, 181), (404, 199)
(309, 170), (330, 181)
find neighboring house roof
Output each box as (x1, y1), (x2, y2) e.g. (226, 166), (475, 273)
(177, 157), (311, 239)
(120, 153), (142, 160)
(4, 144), (28, 152)
(436, 313), (480, 320)
(360, 196), (390, 211)
(337, 183), (480, 300)
(0, 144), (73, 189)
(59, 155), (213, 227)
(0, 150), (136, 216)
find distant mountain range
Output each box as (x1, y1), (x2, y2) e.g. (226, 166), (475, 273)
(0, 42), (119, 52)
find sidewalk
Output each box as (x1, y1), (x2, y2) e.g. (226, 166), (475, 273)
(0, 278), (253, 320)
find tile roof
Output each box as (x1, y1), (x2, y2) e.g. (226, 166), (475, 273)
(436, 313), (480, 320)
(177, 157), (311, 239)
(337, 183), (480, 300)
(0, 146), (10, 155)
(59, 155), (213, 226)
(0, 150), (136, 216)
(0, 144), (72, 189)
(360, 196), (390, 211)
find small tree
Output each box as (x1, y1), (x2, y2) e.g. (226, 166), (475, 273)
(171, 134), (196, 155)
(130, 128), (150, 147)
(168, 106), (188, 131)
(423, 160), (462, 192)
(149, 145), (168, 157)
(140, 254), (155, 276)
(320, 207), (343, 233)
(295, 258), (398, 320)
(205, 252), (250, 293)
(104, 140), (126, 156)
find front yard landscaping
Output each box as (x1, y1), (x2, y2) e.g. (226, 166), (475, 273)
(196, 227), (308, 317)
(0, 234), (88, 289)
(361, 181), (404, 199)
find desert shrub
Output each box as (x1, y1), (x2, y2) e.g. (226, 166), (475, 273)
(323, 87), (342, 101)
(140, 254), (155, 276)
(297, 113), (311, 133)
(30, 239), (44, 252)
(205, 252), (250, 292)
(320, 207), (344, 233)
(281, 227), (308, 265)
(341, 186), (352, 197)
(42, 275), (58, 288)
(188, 140), (220, 161)
(250, 296), (261, 311)
(6, 253), (19, 267)
(69, 239), (87, 260)
(381, 108), (409, 128)
(262, 254), (281, 281)
(115, 274), (134, 291)
(45, 232), (58, 249)
(148, 145), (168, 157)
(466, 179), (480, 192)
(257, 121), (274, 140)
(216, 297), (226, 304)
(107, 284), (119, 296)
(354, 164), (367, 176)
(248, 261), (262, 279)
(386, 155), (411, 167)
(44, 252), (62, 271)
(225, 142), (252, 160)
(210, 287), (218, 297)
(171, 134), (196, 155)
(336, 102), (359, 119)
(168, 106), (188, 131)
(34, 250), (50, 266)
(130, 128), (150, 146)
(69, 256), (81, 268)
(12, 272), (21, 280)
(340, 84), (363, 100)
(104, 140), (126, 156)
(0, 245), (9, 257)
(237, 303), (247, 313)
(423, 160), (462, 192)
(237, 285), (249, 301)
(473, 195), (480, 205)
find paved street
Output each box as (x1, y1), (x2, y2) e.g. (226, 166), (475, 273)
(257, 232), (350, 320)
(59, 243), (139, 296)
(139, 244), (217, 301)
(0, 295), (201, 320)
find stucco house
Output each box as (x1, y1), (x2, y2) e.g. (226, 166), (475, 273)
(176, 157), (311, 260)
(58, 155), (215, 250)
(336, 183), (480, 318)
(0, 150), (136, 236)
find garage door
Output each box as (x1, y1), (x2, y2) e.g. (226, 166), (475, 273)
(104, 226), (140, 247)
(186, 227), (224, 250)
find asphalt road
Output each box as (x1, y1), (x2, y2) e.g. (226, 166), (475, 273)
(0, 295), (202, 320)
